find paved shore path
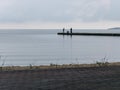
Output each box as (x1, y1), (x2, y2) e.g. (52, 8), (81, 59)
(0, 66), (120, 90)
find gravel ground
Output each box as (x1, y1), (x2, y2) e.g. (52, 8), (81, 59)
(0, 66), (120, 90)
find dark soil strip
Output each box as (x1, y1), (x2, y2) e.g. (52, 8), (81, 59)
(0, 66), (120, 90)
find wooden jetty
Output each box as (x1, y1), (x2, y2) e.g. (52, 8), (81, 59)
(58, 28), (120, 36)
(57, 32), (120, 36)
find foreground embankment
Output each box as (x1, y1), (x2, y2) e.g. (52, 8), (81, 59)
(0, 63), (120, 90)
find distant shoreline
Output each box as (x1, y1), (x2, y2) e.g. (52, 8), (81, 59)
(108, 27), (120, 30)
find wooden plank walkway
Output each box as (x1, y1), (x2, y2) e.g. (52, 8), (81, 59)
(57, 32), (120, 36)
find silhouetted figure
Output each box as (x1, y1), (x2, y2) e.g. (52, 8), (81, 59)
(63, 28), (65, 33)
(70, 28), (72, 33)
(67, 31), (69, 35)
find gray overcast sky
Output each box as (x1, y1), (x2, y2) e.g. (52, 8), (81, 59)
(0, 0), (120, 29)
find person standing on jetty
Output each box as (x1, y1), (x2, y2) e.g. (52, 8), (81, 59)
(70, 28), (72, 33)
(63, 28), (65, 33)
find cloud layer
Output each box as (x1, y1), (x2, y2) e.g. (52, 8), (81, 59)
(0, 0), (119, 24)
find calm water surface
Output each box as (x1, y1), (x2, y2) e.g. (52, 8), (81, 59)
(0, 29), (120, 66)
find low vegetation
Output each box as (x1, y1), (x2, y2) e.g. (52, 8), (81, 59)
(0, 55), (119, 71)
(0, 61), (119, 71)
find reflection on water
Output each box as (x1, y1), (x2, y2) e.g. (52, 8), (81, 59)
(0, 29), (119, 66)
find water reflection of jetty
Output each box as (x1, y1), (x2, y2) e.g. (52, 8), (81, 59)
(58, 28), (120, 36)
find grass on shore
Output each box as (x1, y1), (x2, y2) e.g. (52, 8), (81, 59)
(0, 62), (120, 71)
